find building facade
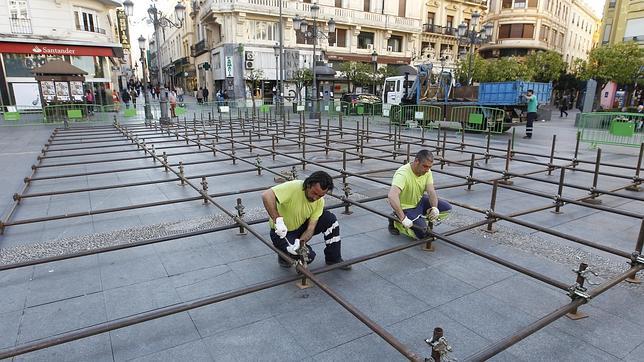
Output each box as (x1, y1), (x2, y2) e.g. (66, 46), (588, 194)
(480, 0), (570, 58)
(189, 0), (424, 102)
(563, 0), (599, 68)
(0, 0), (126, 110)
(417, 0), (488, 72)
(599, 0), (644, 47)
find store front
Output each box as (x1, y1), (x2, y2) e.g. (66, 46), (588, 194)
(0, 42), (123, 111)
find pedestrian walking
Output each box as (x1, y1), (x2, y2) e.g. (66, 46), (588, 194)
(261, 171), (351, 270)
(121, 88), (131, 109)
(197, 87), (204, 104)
(85, 89), (95, 115)
(130, 88), (138, 108)
(387, 149), (451, 239)
(559, 94), (569, 117)
(523, 89), (538, 139)
(203, 86), (209, 103)
(168, 89), (177, 118)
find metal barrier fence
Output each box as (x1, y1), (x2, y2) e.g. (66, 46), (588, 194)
(389, 105), (442, 127)
(450, 106), (508, 134)
(578, 112), (644, 147)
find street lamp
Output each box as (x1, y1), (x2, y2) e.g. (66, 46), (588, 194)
(293, 3), (335, 118)
(371, 50), (378, 94)
(457, 11), (493, 85)
(137, 35), (153, 122)
(127, 1), (184, 125)
(273, 43), (281, 106)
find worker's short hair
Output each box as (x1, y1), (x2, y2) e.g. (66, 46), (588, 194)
(415, 149), (434, 163)
(303, 171), (334, 192)
(527, 89), (534, 93)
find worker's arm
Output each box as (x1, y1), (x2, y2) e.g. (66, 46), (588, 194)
(387, 186), (406, 221)
(261, 189), (281, 223)
(426, 182), (439, 209)
(300, 218), (318, 243)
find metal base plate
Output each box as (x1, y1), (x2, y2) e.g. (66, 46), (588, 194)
(625, 185), (641, 192)
(421, 242), (435, 252)
(566, 311), (589, 320)
(626, 276), (641, 284)
(295, 278), (313, 289)
(582, 198), (603, 205)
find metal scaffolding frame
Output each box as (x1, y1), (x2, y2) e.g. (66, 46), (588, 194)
(0, 113), (642, 361)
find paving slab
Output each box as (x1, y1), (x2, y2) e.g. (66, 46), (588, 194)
(129, 339), (213, 362)
(13, 333), (112, 362)
(98, 246), (168, 290)
(0, 267), (31, 314)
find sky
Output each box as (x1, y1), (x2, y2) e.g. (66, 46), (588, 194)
(584, 0), (606, 18)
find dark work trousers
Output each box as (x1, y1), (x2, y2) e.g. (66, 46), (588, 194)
(270, 210), (341, 264)
(403, 196), (452, 239)
(526, 112), (537, 137)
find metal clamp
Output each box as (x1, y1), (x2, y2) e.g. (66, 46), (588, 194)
(424, 336), (453, 362)
(567, 283), (591, 300)
(572, 265), (600, 286)
(290, 166), (298, 181)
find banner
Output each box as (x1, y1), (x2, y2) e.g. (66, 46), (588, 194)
(116, 9), (131, 51)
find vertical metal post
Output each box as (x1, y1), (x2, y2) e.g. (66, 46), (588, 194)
(356, 121), (360, 151)
(231, 140), (236, 165)
(272, 135), (276, 161)
(440, 131), (446, 170)
(467, 153), (475, 191)
(626, 143), (643, 191)
(566, 263), (589, 319)
(583, 148), (602, 204)
(201, 177), (208, 204)
(498, 139), (513, 185)
(406, 143), (410, 164)
(485, 130), (491, 164)
(486, 181), (498, 233)
(235, 198), (246, 235)
(162, 152), (168, 172)
(178, 161), (185, 186)
(302, 133), (306, 170)
(572, 131), (581, 169)
(547, 134), (556, 176)
(212, 140), (216, 157)
(554, 168), (566, 214)
(325, 128), (330, 156)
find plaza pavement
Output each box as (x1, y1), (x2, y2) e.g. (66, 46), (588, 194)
(0, 106), (642, 361)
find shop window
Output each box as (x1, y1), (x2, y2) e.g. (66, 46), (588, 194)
(387, 35), (403, 52)
(357, 31), (374, 49)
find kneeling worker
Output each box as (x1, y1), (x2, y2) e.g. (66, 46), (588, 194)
(262, 171), (350, 270)
(388, 149), (451, 239)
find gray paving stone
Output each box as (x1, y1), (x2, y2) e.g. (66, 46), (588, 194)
(388, 266), (478, 307)
(551, 304), (644, 358)
(437, 253), (515, 289)
(202, 317), (308, 361)
(311, 333), (406, 362)
(170, 264), (246, 302)
(129, 339), (213, 362)
(13, 333), (112, 362)
(103, 277), (180, 320)
(187, 289), (274, 337)
(363, 250), (432, 279)
(17, 293), (107, 343)
(624, 340), (644, 362)
(0, 267), (31, 313)
(437, 290), (534, 341)
(504, 325), (621, 362)
(228, 253), (296, 285)
(156, 239), (226, 276)
(0, 310), (21, 349)
(98, 246), (168, 290)
(110, 312), (200, 361)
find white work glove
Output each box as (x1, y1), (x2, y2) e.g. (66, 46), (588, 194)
(286, 239), (301, 255)
(428, 207), (440, 221)
(401, 217), (414, 229)
(274, 217), (288, 238)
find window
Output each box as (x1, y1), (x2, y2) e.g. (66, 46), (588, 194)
(427, 12), (434, 25)
(334, 28), (347, 47)
(335, 0), (342, 7)
(498, 23), (534, 39)
(387, 35), (403, 52)
(74, 7), (100, 33)
(357, 31), (374, 49)
(528, 0), (537, 7)
(608, 0), (616, 8)
(398, 0), (406, 17)
(296, 31), (312, 45)
(463, 18), (470, 29)
(514, 0), (526, 8)
(446, 15), (453, 29)
(9, 0), (29, 19)
(559, 31), (564, 46)
(502, 0), (512, 8)
(539, 25), (549, 41)
(250, 20), (279, 41)
(364, 0), (370, 12)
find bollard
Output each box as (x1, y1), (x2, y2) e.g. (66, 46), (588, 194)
(425, 327), (452, 362)
(405, 143), (410, 164)
(201, 177), (208, 204)
(325, 129), (330, 156)
(360, 133), (364, 164)
(197, 135), (201, 150)
(356, 121), (360, 152)
(271, 135), (276, 161)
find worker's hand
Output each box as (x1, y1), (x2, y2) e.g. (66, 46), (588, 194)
(428, 207), (440, 221)
(286, 239), (300, 255)
(401, 217), (414, 229)
(274, 217), (288, 238)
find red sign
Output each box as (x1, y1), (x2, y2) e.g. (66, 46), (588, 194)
(0, 42), (115, 57)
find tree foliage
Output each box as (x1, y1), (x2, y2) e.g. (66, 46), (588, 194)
(245, 68), (264, 116)
(338, 61), (372, 92)
(581, 42), (644, 88)
(479, 57), (532, 82)
(455, 53), (486, 85)
(291, 68), (312, 102)
(525, 50), (567, 82)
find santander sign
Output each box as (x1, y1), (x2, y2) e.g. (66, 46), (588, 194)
(0, 42), (113, 57)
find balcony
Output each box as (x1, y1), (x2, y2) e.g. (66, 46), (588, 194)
(200, 0), (421, 33)
(10, 17), (32, 34)
(190, 40), (208, 57)
(423, 24), (457, 36)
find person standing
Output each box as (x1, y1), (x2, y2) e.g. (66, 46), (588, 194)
(387, 150), (451, 239)
(261, 171), (351, 270)
(85, 89), (95, 115)
(523, 89), (538, 139)
(559, 94), (569, 117)
(203, 86), (209, 103)
(168, 89), (177, 118)
(130, 88), (138, 108)
(121, 88), (131, 109)
(197, 87), (204, 104)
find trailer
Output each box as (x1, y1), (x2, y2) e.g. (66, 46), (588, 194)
(382, 68), (552, 133)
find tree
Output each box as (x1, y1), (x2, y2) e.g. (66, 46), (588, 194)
(291, 68), (312, 103)
(246, 68), (264, 118)
(480, 57), (532, 82)
(581, 42), (644, 107)
(525, 50), (567, 83)
(338, 61), (372, 92)
(455, 53), (486, 85)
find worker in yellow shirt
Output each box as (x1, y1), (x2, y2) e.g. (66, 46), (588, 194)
(262, 171), (350, 270)
(387, 149), (451, 239)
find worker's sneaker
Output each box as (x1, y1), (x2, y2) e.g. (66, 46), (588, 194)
(388, 213), (399, 235)
(326, 258), (352, 270)
(277, 256), (291, 268)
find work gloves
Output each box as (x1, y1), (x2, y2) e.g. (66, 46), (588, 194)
(428, 207), (440, 221)
(401, 216), (414, 228)
(275, 217), (288, 238)
(286, 238), (301, 255)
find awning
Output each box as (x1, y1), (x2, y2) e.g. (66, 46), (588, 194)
(0, 42), (121, 57)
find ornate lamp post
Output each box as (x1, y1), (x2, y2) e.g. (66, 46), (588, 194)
(137, 35), (153, 122)
(456, 11), (493, 86)
(273, 43), (281, 106)
(293, 3), (335, 118)
(371, 50), (378, 94)
(124, 0), (185, 125)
